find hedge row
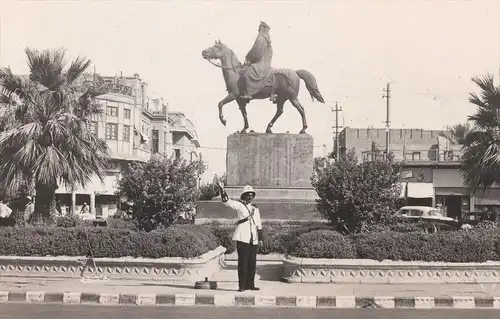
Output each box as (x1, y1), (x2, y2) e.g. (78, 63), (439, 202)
(207, 221), (333, 254)
(210, 223), (500, 263)
(0, 224), (218, 259)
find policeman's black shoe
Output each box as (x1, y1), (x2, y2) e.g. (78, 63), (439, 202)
(237, 288), (246, 292)
(247, 287), (260, 291)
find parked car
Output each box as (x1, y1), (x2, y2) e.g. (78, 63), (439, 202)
(395, 206), (458, 232)
(460, 211), (498, 227)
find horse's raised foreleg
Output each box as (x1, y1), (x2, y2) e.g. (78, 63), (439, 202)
(218, 93), (236, 126)
(290, 98), (308, 134)
(236, 99), (249, 133)
(266, 98), (286, 133)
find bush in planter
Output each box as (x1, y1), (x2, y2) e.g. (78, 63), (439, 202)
(288, 230), (356, 259)
(207, 221), (333, 255)
(116, 156), (206, 231)
(107, 218), (139, 231)
(55, 216), (78, 228)
(312, 148), (402, 233)
(354, 229), (500, 262)
(0, 224), (219, 258)
(360, 216), (423, 234)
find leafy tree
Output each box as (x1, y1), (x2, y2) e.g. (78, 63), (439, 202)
(311, 148), (402, 232)
(0, 48), (109, 223)
(116, 156), (206, 231)
(199, 173), (226, 200)
(460, 74), (500, 192)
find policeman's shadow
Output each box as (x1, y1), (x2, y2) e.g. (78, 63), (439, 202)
(139, 282), (235, 291)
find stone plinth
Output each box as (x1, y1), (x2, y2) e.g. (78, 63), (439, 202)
(226, 133), (313, 187)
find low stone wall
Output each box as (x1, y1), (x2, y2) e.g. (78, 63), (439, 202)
(0, 246), (226, 282)
(282, 257), (500, 284)
(196, 200), (321, 220)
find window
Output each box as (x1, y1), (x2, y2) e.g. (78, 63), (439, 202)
(152, 129), (159, 153)
(124, 109), (131, 119)
(123, 125), (130, 142)
(106, 123), (118, 140)
(106, 106), (118, 117)
(89, 121), (98, 135)
(411, 152), (421, 161)
(408, 210), (423, 217)
(427, 210), (442, 217)
(174, 149), (181, 160)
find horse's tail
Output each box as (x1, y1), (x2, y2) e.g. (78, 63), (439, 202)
(296, 69), (325, 103)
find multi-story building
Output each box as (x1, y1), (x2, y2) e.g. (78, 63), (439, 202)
(55, 74), (200, 218)
(338, 127), (500, 219)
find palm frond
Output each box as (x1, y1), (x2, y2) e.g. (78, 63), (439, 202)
(25, 47), (67, 91)
(65, 56), (92, 85)
(460, 75), (500, 192)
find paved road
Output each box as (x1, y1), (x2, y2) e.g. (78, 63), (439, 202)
(0, 304), (499, 319)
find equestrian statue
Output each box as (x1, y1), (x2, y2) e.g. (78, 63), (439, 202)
(201, 22), (325, 134)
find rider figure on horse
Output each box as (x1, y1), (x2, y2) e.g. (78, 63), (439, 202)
(239, 21), (277, 103)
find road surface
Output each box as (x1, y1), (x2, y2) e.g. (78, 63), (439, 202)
(0, 304), (499, 319)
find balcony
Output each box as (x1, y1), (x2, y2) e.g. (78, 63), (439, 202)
(84, 81), (135, 97)
(361, 147), (464, 165)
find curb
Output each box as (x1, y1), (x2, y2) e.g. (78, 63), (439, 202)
(0, 292), (499, 308)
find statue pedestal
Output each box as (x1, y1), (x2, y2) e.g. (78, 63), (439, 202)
(225, 133), (318, 211)
(196, 133), (322, 221)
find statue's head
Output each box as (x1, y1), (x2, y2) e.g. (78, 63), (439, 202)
(202, 40), (228, 60)
(259, 21), (271, 33)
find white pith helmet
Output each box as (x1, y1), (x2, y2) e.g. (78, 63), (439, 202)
(240, 185), (256, 198)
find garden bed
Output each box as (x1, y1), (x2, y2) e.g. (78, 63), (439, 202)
(280, 228), (500, 284)
(0, 225), (226, 281)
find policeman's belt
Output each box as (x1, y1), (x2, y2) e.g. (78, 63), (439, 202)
(236, 202), (255, 225)
(236, 212), (254, 225)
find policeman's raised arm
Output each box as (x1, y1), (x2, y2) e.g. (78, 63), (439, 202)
(217, 178), (239, 210)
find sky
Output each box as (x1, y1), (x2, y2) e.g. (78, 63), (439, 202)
(1, 0), (499, 182)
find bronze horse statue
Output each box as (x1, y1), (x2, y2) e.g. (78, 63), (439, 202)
(202, 41), (325, 134)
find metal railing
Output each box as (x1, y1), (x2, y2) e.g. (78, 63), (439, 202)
(361, 148), (463, 163)
(84, 81), (135, 97)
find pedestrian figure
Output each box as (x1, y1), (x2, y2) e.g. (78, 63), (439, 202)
(24, 196), (34, 225)
(80, 202), (89, 215)
(217, 180), (263, 292)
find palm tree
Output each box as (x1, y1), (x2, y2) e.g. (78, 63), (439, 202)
(440, 122), (473, 145)
(460, 74), (500, 192)
(0, 48), (109, 223)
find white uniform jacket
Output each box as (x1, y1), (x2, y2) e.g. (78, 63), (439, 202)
(222, 199), (262, 245)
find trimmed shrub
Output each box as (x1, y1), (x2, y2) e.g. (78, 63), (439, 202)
(55, 216), (78, 228)
(0, 224), (219, 259)
(107, 218), (139, 231)
(208, 221), (333, 255)
(353, 229), (500, 262)
(288, 230), (356, 259)
(360, 217), (423, 234)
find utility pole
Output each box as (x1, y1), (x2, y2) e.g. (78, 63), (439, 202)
(331, 102), (343, 160)
(382, 82), (391, 156)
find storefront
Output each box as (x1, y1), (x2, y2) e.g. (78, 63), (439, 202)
(55, 173), (119, 218)
(433, 168), (471, 219)
(472, 188), (500, 213)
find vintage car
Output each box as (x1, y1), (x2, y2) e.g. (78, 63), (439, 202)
(395, 206), (458, 232)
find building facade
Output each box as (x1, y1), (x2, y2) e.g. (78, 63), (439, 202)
(55, 74), (200, 218)
(339, 127), (500, 219)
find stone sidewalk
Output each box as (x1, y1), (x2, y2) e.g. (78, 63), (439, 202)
(0, 272), (499, 308)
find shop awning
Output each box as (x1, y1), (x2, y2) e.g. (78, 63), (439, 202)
(474, 188), (500, 205)
(407, 182), (434, 198)
(435, 187), (469, 196)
